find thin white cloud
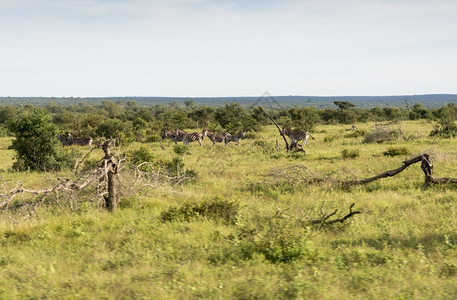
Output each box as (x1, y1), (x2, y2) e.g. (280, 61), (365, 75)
(1, 0), (456, 96)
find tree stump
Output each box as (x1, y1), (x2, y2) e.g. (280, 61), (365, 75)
(102, 139), (119, 211)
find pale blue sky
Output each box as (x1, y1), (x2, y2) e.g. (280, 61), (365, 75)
(1, 0), (456, 97)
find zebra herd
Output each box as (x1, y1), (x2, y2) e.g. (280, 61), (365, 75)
(57, 127), (314, 149)
(162, 127), (313, 147)
(57, 133), (93, 147)
(162, 129), (246, 146)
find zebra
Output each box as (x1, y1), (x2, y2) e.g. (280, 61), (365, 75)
(203, 129), (230, 146)
(281, 127), (314, 146)
(58, 133), (92, 147)
(224, 131), (245, 145)
(162, 129), (185, 145)
(57, 133), (73, 146)
(175, 129), (204, 146)
(69, 134), (93, 147)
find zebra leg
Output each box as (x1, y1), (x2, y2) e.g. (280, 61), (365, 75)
(198, 139), (203, 146)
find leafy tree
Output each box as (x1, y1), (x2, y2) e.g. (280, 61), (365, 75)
(282, 107), (320, 131)
(8, 110), (73, 171)
(334, 101), (355, 110)
(214, 103), (259, 132)
(409, 103), (432, 120)
(96, 118), (135, 144)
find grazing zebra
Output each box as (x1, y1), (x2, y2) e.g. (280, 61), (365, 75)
(345, 125), (357, 131)
(281, 127), (314, 146)
(203, 129), (230, 146)
(69, 134), (93, 147)
(162, 129), (185, 145)
(57, 133), (73, 146)
(224, 131), (245, 145)
(58, 133), (92, 147)
(175, 129), (204, 146)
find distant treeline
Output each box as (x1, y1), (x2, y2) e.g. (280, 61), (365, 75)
(1, 100), (457, 143)
(1, 94), (457, 108)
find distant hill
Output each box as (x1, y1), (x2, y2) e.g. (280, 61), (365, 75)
(1, 94), (456, 109)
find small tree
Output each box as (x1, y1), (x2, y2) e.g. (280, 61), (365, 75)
(8, 109), (73, 171)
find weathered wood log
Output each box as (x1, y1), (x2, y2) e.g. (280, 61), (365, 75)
(342, 153), (457, 187)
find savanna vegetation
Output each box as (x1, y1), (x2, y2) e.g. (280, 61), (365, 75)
(1, 100), (457, 299)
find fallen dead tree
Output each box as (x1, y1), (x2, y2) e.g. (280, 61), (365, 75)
(342, 153), (457, 187)
(263, 153), (457, 189)
(0, 139), (121, 220)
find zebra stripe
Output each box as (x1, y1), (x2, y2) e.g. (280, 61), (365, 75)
(58, 133), (92, 147)
(70, 134), (93, 147)
(224, 131), (245, 145)
(281, 128), (313, 145)
(176, 130), (204, 146)
(162, 129), (185, 144)
(203, 129), (229, 146)
(57, 134), (73, 146)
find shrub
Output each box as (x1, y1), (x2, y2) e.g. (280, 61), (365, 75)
(173, 144), (191, 156)
(429, 120), (457, 138)
(344, 129), (366, 138)
(383, 146), (410, 157)
(324, 134), (337, 143)
(7, 109), (74, 171)
(160, 197), (239, 224)
(342, 149), (360, 159)
(363, 127), (405, 143)
(213, 218), (320, 264)
(129, 146), (154, 165)
(95, 118), (135, 144)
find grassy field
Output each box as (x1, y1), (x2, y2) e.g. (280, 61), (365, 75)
(1, 120), (457, 299)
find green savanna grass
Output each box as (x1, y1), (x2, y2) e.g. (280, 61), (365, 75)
(1, 120), (457, 299)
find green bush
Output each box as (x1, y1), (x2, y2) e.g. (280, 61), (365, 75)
(342, 148), (360, 159)
(383, 146), (410, 157)
(7, 109), (74, 171)
(173, 144), (191, 156)
(160, 197), (239, 224)
(212, 218), (319, 264)
(429, 120), (457, 138)
(344, 129), (366, 138)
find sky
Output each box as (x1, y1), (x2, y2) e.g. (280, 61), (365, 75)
(1, 0), (457, 97)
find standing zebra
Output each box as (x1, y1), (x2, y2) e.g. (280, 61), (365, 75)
(224, 131), (245, 145)
(58, 133), (92, 147)
(162, 129), (185, 145)
(69, 134), (93, 147)
(57, 133), (73, 146)
(175, 129), (204, 146)
(203, 129), (230, 146)
(281, 127), (314, 146)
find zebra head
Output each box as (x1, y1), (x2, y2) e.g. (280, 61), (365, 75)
(281, 127), (291, 136)
(161, 130), (170, 139)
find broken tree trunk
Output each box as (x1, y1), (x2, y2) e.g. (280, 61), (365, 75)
(102, 139), (119, 211)
(258, 106), (290, 151)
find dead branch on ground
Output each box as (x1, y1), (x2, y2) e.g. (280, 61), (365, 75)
(309, 203), (361, 226)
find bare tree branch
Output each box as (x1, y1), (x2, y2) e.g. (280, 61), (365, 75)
(258, 106), (290, 151)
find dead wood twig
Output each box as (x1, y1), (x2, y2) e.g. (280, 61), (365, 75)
(310, 203), (361, 226)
